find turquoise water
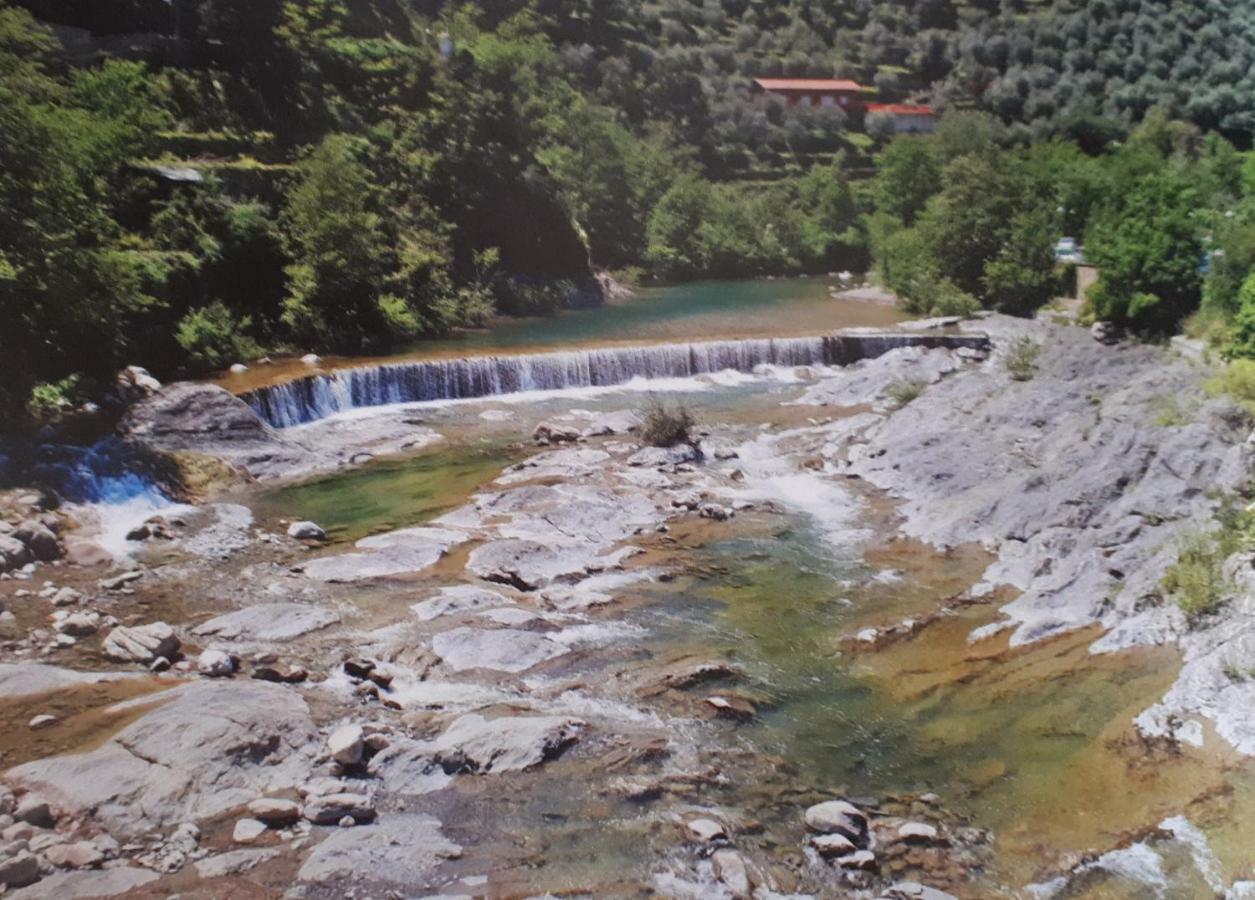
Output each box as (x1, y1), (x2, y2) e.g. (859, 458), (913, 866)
(221, 277), (905, 392)
(414, 277), (905, 355)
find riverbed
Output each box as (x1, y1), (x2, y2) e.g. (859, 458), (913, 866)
(4, 297), (1255, 899)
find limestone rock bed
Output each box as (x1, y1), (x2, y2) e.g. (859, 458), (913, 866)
(2, 317), (1255, 898)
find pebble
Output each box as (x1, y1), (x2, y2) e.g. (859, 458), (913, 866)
(198, 649), (236, 678)
(684, 817), (726, 843)
(232, 819), (267, 844)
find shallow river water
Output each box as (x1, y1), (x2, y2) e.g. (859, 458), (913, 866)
(248, 361), (1255, 898)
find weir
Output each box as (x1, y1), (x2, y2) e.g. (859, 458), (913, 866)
(241, 331), (990, 428)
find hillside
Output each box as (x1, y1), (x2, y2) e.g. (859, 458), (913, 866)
(2, 0), (1254, 421)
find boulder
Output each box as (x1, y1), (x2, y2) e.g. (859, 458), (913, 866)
(804, 800), (868, 846)
(15, 795), (54, 827)
(301, 793), (375, 825)
(63, 539), (111, 568)
(43, 840), (104, 869)
(810, 833), (856, 858)
(246, 798), (300, 827)
(287, 521), (326, 541)
(1091, 321), (1121, 345)
(0, 536), (31, 573)
(898, 822), (939, 843)
(197, 649), (236, 678)
(711, 849), (753, 898)
(532, 422), (581, 444)
(0, 851), (40, 887)
(14, 521), (59, 562)
(326, 725), (364, 767)
(4, 681), (316, 835)
(55, 612), (100, 637)
(102, 622), (179, 664)
(837, 849), (876, 870)
(232, 818), (267, 844)
(685, 818), (726, 843)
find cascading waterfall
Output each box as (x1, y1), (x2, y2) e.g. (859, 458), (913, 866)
(241, 332), (989, 428)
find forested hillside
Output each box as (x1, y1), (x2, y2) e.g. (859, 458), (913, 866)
(2, 0), (1254, 421)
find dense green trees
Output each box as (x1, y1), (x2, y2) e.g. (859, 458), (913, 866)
(5, 0), (1255, 421)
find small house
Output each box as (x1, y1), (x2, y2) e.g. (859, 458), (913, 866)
(751, 78), (865, 114)
(864, 103), (937, 134)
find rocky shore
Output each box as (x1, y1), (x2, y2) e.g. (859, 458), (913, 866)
(2, 316), (1255, 897)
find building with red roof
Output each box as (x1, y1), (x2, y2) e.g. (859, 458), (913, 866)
(865, 102), (937, 133)
(751, 77), (865, 114)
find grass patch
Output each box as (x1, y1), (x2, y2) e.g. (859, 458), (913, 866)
(1206, 359), (1255, 414)
(1003, 336), (1041, 381)
(1162, 496), (1255, 628)
(885, 377), (926, 406)
(1153, 395), (1193, 427)
(638, 397), (697, 448)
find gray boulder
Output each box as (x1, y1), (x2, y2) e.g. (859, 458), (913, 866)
(287, 521), (326, 541)
(102, 622), (179, 664)
(14, 521), (59, 562)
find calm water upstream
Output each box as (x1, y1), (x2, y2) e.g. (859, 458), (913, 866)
(221, 277), (906, 394)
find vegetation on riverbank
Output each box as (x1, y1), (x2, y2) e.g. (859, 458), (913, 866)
(3, 0), (1255, 420)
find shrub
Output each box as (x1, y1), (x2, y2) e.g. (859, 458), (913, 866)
(1205, 359), (1255, 414)
(175, 301), (261, 372)
(1003, 336), (1041, 381)
(886, 378), (926, 406)
(1163, 530), (1232, 627)
(27, 375), (82, 417)
(639, 397), (696, 448)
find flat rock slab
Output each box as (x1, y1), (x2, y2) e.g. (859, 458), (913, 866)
(192, 603), (340, 642)
(467, 539), (636, 591)
(9, 866), (158, 899)
(301, 527), (464, 582)
(430, 713), (585, 773)
(0, 663), (138, 698)
(297, 813), (461, 886)
(194, 848), (279, 879)
(411, 585), (514, 621)
(5, 681), (315, 835)
(431, 626), (566, 674)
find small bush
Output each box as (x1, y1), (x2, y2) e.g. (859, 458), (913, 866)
(27, 375), (82, 417)
(639, 397), (696, 448)
(1163, 497), (1255, 628)
(1162, 530), (1232, 627)
(1206, 359), (1255, 414)
(886, 378), (926, 406)
(176, 301), (261, 372)
(1003, 336), (1041, 381)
